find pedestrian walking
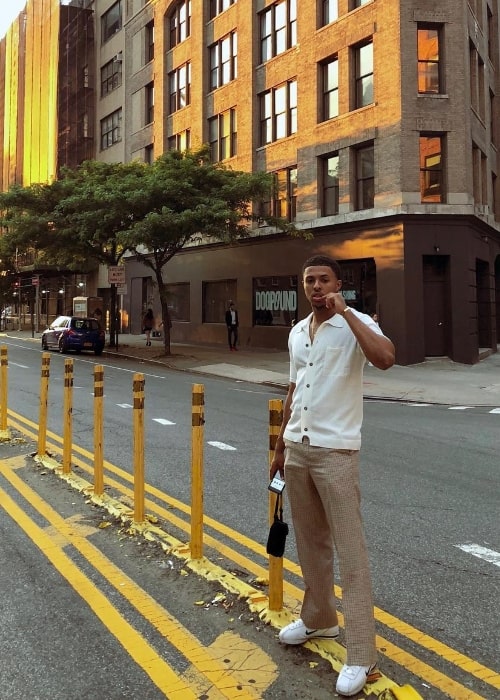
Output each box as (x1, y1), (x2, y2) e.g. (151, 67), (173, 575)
(142, 308), (154, 346)
(270, 254), (395, 697)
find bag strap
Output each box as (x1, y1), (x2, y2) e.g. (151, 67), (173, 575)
(273, 492), (284, 521)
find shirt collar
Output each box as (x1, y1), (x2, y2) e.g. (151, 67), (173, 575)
(295, 312), (344, 333)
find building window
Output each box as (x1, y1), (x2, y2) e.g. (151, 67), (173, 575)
(354, 40), (373, 108)
(166, 283), (190, 321)
(420, 134), (444, 203)
(168, 0), (191, 49)
(202, 280), (237, 323)
(101, 56), (122, 96)
(167, 130), (191, 151)
(209, 32), (237, 90)
(260, 0), (297, 63)
(260, 80), (297, 145)
(417, 25), (441, 94)
(351, 0), (370, 8)
(168, 62), (191, 113)
(321, 0), (338, 26)
(83, 65), (89, 88)
(82, 113), (90, 139)
(261, 167), (297, 222)
(145, 82), (154, 124)
(102, 1), (122, 43)
(209, 0), (236, 19)
(145, 144), (154, 164)
(321, 153), (339, 216)
(354, 143), (374, 209)
(209, 108), (237, 161)
(253, 275), (298, 327)
(100, 108), (122, 150)
(321, 57), (339, 121)
(146, 20), (154, 62)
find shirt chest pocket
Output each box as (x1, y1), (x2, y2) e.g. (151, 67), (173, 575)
(317, 346), (348, 377)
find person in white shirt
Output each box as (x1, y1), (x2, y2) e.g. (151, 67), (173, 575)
(271, 254), (395, 697)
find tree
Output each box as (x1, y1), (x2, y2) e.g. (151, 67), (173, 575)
(0, 160), (152, 346)
(121, 147), (295, 354)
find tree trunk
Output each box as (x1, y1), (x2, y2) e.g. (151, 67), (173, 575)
(156, 273), (172, 355)
(108, 283), (118, 348)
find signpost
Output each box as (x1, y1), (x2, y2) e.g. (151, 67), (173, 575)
(107, 266), (125, 350)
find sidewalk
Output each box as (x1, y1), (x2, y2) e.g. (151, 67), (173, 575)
(5, 330), (500, 406)
(106, 334), (500, 407)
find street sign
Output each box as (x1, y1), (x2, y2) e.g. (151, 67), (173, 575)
(108, 266), (125, 285)
(117, 284), (127, 296)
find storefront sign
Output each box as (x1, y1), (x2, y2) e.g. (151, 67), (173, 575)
(253, 276), (298, 326)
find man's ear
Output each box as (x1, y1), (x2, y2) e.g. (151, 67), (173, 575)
(336, 279), (342, 291)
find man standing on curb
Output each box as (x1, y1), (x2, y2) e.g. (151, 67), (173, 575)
(271, 254), (395, 697)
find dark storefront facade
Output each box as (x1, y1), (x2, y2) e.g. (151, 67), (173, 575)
(122, 214), (500, 366)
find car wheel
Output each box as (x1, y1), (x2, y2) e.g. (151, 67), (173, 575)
(58, 338), (67, 354)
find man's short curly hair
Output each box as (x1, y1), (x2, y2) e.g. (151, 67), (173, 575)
(302, 255), (341, 280)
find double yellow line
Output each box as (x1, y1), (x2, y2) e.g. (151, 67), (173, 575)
(5, 408), (500, 699)
(0, 458), (265, 699)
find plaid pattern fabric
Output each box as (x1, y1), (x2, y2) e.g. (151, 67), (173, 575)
(284, 439), (377, 666)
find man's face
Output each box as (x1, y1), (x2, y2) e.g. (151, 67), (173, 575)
(303, 265), (342, 309)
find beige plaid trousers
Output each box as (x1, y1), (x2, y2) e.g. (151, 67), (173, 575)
(284, 439), (377, 666)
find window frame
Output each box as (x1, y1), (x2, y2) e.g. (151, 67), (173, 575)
(168, 62), (191, 113)
(101, 0), (122, 43)
(321, 153), (340, 216)
(167, 130), (191, 152)
(168, 0), (191, 49)
(261, 166), (297, 222)
(208, 108), (237, 162)
(321, 56), (339, 121)
(145, 82), (154, 125)
(209, 0), (236, 20)
(259, 80), (297, 145)
(146, 20), (155, 63)
(209, 31), (238, 90)
(321, 0), (338, 27)
(100, 108), (122, 150)
(354, 142), (374, 210)
(259, 0), (297, 63)
(101, 57), (122, 97)
(354, 40), (374, 109)
(419, 134), (445, 203)
(417, 24), (442, 95)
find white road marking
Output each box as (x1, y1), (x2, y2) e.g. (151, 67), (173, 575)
(117, 403), (133, 409)
(455, 544), (500, 568)
(90, 393), (106, 398)
(405, 403), (432, 407)
(448, 406), (473, 410)
(9, 362), (29, 368)
(489, 408), (500, 414)
(207, 441), (237, 451)
(153, 418), (176, 425)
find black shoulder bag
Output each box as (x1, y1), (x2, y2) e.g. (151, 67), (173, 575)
(266, 492), (289, 558)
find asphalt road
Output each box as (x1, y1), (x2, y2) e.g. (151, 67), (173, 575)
(1, 336), (499, 699)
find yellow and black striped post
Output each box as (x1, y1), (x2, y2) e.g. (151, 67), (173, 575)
(0, 346), (8, 432)
(62, 358), (74, 473)
(268, 398), (284, 611)
(93, 365), (104, 495)
(37, 353), (51, 456)
(190, 383), (205, 559)
(133, 373), (145, 523)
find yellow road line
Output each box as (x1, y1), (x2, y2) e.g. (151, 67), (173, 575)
(0, 484), (196, 699)
(0, 460), (266, 700)
(7, 411), (499, 697)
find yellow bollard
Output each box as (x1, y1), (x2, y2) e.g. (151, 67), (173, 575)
(268, 398), (284, 611)
(37, 353), (51, 456)
(190, 383), (205, 559)
(0, 346), (8, 431)
(93, 365), (104, 495)
(133, 373), (145, 523)
(62, 358), (74, 473)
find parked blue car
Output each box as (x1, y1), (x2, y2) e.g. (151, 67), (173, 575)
(41, 316), (105, 355)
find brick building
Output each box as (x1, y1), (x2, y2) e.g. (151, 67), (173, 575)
(2, 0), (500, 363)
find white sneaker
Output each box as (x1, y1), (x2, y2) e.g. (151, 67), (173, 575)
(278, 618), (339, 645)
(335, 663), (379, 696)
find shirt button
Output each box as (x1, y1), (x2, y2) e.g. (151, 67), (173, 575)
(304, 407), (308, 411)
(304, 427), (308, 432)
(305, 344), (309, 347)
(309, 362), (313, 366)
(306, 384), (310, 388)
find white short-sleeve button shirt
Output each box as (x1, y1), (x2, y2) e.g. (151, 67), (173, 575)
(283, 309), (384, 450)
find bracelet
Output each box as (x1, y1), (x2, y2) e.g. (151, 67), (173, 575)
(342, 306), (353, 317)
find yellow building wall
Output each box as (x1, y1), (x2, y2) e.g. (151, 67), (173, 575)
(2, 15), (23, 189)
(23, 0), (60, 185)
